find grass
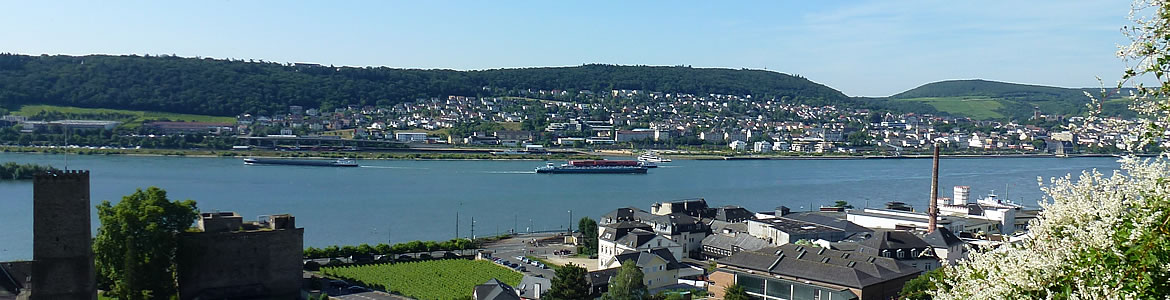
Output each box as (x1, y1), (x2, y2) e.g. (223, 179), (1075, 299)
(897, 96), (1006, 119)
(321, 259), (522, 299)
(11, 105), (236, 129)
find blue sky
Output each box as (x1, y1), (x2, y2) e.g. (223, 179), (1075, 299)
(0, 1), (1139, 96)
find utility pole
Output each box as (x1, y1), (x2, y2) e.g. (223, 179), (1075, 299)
(568, 210), (573, 235)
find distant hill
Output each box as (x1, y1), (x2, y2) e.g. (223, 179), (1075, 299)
(0, 54), (850, 116)
(882, 79), (1133, 120)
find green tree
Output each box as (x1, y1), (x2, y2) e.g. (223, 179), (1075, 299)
(547, 263), (590, 300)
(577, 217), (599, 256)
(602, 260), (648, 300)
(832, 201), (854, 209)
(723, 284), (750, 300)
(93, 187), (198, 300)
(900, 268), (946, 300)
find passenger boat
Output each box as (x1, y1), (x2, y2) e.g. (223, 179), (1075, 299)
(637, 151), (672, 163)
(535, 160), (648, 174)
(243, 158), (359, 167)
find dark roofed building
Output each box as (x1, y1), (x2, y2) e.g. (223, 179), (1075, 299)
(701, 233), (771, 259)
(650, 198), (713, 218)
(600, 248), (682, 289)
(587, 268), (619, 297)
(854, 230), (941, 272)
(711, 244), (921, 300)
(714, 205), (754, 223)
(474, 278), (521, 300)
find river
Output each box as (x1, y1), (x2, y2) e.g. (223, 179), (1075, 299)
(0, 153), (1122, 261)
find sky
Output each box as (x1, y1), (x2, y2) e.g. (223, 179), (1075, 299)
(0, 1), (1144, 97)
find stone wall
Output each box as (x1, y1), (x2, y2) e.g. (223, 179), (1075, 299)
(176, 227), (303, 300)
(32, 170), (96, 300)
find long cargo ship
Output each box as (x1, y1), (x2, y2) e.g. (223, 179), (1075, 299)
(243, 158), (359, 167)
(535, 160), (648, 174)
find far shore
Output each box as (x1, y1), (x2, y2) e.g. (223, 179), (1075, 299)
(1, 145), (1130, 161)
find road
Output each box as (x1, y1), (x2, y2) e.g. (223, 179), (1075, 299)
(480, 232), (579, 279)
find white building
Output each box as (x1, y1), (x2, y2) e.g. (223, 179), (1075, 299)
(395, 132), (428, 142)
(729, 140), (747, 151)
(752, 141), (773, 153)
(597, 224), (683, 270)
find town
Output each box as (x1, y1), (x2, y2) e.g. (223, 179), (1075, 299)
(0, 148), (1038, 299)
(0, 88), (1158, 157)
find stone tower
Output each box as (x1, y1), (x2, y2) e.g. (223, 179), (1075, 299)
(32, 170), (97, 300)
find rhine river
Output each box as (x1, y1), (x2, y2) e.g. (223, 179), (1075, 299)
(0, 153), (1123, 260)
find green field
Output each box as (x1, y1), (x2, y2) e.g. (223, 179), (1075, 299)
(321, 259), (522, 299)
(10, 105), (235, 128)
(897, 96), (1006, 119)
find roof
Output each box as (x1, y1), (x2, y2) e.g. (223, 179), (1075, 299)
(614, 229), (662, 248)
(587, 268), (620, 287)
(0, 261), (31, 297)
(860, 230), (932, 251)
(782, 211), (872, 233)
(718, 244), (921, 289)
(609, 248), (681, 271)
(752, 218), (842, 235)
(474, 278), (521, 300)
(602, 207), (651, 222)
(919, 227), (964, 248)
(715, 206), (754, 221)
(701, 234), (771, 252)
(517, 275), (551, 299)
(709, 220), (749, 234)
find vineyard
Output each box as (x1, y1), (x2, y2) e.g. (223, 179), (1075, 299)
(321, 259), (523, 299)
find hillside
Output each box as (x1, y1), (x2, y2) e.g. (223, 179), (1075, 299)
(0, 54), (849, 116)
(883, 79), (1133, 119)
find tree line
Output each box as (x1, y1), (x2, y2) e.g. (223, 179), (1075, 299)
(0, 54), (851, 117)
(302, 239), (477, 259)
(0, 162), (58, 180)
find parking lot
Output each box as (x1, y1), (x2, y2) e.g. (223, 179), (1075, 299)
(480, 232), (585, 278)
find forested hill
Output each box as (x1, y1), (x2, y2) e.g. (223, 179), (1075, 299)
(883, 79), (1134, 119)
(0, 54), (849, 116)
(891, 79), (1093, 100)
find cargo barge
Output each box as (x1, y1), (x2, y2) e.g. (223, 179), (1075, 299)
(243, 158), (359, 167)
(535, 160), (648, 174)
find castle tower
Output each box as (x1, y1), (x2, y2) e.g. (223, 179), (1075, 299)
(32, 170), (97, 300)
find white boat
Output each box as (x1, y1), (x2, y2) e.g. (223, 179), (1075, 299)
(637, 151), (671, 163)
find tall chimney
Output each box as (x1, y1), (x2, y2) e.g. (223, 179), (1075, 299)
(929, 144), (940, 233)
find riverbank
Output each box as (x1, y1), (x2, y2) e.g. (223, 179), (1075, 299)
(3, 145), (1128, 161)
(0, 146), (601, 161)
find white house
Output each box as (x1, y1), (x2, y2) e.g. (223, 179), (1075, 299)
(753, 141), (773, 153)
(597, 224), (683, 270)
(729, 140), (747, 151)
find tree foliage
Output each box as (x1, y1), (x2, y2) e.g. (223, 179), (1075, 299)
(900, 268), (946, 300)
(931, 2), (1170, 298)
(93, 187), (198, 300)
(602, 260), (648, 300)
(723, 284), (750, 300)
(547, 263), (591, 300)
(577, 217), (599, 257)
(0, 162), (57, 180)
(0, 54), (849, 116)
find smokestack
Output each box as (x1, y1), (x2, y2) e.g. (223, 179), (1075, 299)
(929, 144), (940, 233)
